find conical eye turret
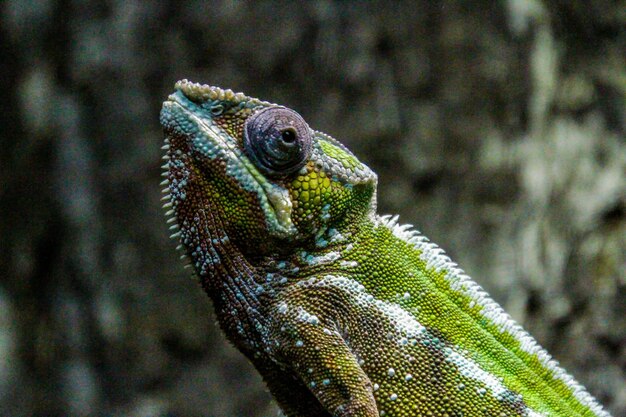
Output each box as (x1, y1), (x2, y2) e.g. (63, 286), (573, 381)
(243, 106), (312, 177)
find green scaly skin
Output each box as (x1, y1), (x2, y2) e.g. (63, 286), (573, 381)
(159, 80), (611, 417)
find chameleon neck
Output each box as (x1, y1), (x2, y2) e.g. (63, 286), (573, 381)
(190, 202), (268, 357)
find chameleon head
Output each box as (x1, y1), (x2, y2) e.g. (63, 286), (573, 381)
(160, 80), (377, 261)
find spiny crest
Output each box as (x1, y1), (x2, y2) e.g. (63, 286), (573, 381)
(378, 214), (610, 417)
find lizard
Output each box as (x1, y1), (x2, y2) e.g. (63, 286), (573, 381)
(159, 79), (612, 417)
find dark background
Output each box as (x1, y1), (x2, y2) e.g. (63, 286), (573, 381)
(1, 1), (624, 416)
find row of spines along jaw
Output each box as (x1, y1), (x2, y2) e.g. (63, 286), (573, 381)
(160, 137), (195, 275)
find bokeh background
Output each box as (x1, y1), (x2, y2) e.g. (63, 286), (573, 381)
(1, 1), (624, 416)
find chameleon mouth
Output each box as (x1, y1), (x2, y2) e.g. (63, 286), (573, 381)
(160, 89), (297, 239)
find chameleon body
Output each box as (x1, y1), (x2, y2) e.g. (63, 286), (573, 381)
(159, 80), (611, 417)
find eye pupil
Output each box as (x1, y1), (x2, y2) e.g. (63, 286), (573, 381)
(281, 129), (296, 143)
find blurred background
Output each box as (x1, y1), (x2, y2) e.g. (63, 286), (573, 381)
(0, 1), (624, 416)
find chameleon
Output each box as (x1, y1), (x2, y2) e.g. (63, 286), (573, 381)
(159, 79), (612, 417)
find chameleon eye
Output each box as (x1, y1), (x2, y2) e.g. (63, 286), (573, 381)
(243, 106), (312, 176)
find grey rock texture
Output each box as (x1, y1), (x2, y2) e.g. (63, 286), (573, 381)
(0, 1), (623, 416)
